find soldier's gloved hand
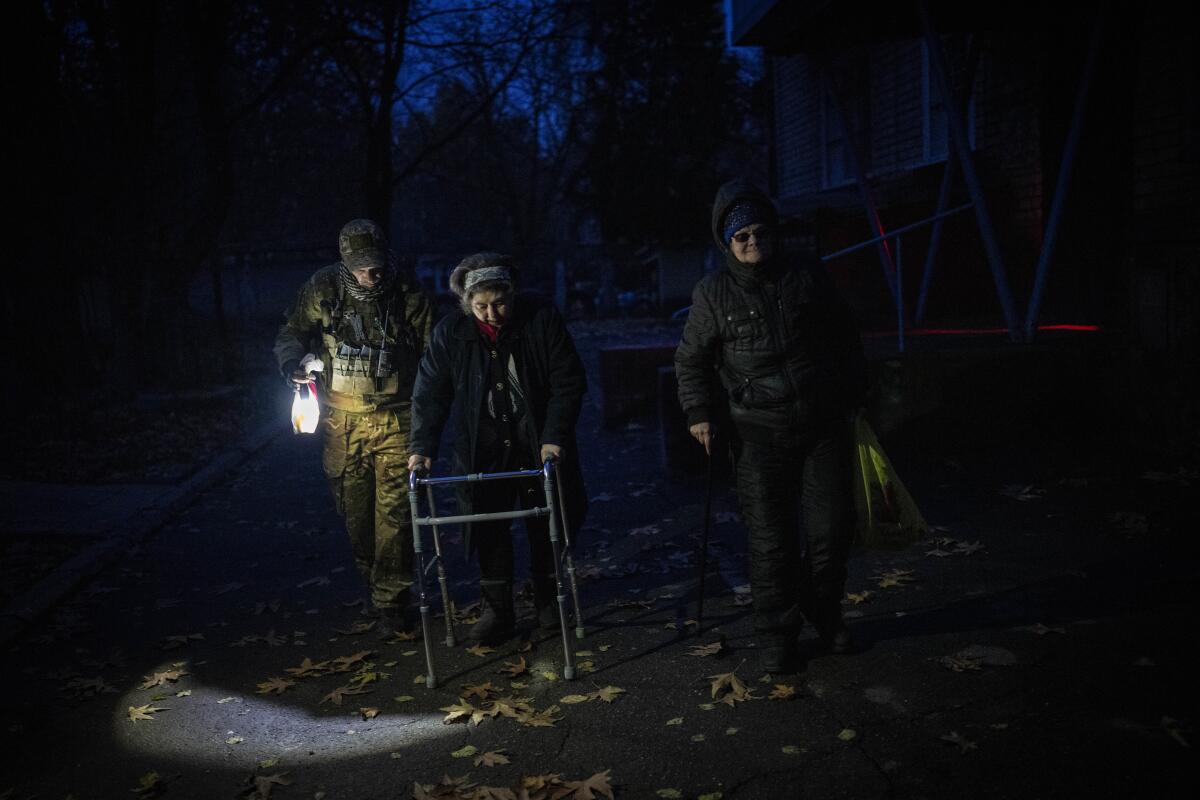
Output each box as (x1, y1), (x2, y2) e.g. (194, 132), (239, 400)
(407, 454), (432, 474)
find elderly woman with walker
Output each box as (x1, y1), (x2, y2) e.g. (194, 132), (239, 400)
(407, 253), (588, 649)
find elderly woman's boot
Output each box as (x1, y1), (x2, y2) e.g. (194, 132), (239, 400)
(470, 580), (515, 645)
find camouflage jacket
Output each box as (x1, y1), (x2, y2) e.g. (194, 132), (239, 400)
(274, 264), (433, 413)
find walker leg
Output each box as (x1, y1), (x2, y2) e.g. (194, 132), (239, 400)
(544, 465), (576, 680)
(426, 485), (457, 647)
(555, 472), (585, 640)
(409, 474), (437, 689)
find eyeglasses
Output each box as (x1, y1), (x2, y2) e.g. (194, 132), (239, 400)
(732, 227), (771, 244)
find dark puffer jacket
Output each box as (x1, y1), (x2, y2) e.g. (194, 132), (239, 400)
(674, 180), (867, 444)
(410, 292), (588, 548)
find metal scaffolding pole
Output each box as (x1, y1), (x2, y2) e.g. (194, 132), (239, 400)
(919, 0), (1021, 340)
(821, 65), (899, 303)
(1023, 6), (1107, 340)
(916, 35), (981, 326)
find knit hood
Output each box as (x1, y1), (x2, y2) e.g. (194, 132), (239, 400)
(710, 179), (779, 252)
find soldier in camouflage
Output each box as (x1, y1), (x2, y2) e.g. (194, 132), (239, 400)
(274, 219), (432, 638)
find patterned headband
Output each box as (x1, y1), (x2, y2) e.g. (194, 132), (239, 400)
(464, 266), (513, 291)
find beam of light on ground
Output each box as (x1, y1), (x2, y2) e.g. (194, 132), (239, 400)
(112, 683), (461, 766)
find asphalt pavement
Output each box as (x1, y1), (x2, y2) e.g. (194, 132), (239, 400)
(0, 321), (1195, 799)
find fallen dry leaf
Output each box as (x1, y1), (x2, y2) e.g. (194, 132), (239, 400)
(256, 677), (296, 695)
(132, 770), (166, 798)
(440, 700), (478, 724)
(243, 771), (291, 800)
(128, 704), (167, 722)
(320, 684), (372, 706)
(687, 640), (726, 657)
(500, 656), (528, 677)
(140, 669), (188, 689)
(330, 651), (374, 672)
(838, 728), (857, 742)
(359, 707), (379, 720)
(467, 644), (496, 657)
(334, 621), (377, 636)
(462, 681), (499, 701)
(709, 670), (756, 706)
(284, 657), (331, 678)
(870, 569), (916, 589)
(768, 684), (796, 700)
(556, 769), (615, 800)
(845, 591), (872, 605)
(451, 744), (478, 758)
(560, 694), (592, 704)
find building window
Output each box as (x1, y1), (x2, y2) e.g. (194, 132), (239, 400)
(921, 38), (975, 164)
(820, 57), (868, 190)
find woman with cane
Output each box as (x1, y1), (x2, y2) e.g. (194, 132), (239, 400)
(407, 254), (588, 646)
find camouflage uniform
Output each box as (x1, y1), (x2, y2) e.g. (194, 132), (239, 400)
(274, 220), (432, 616)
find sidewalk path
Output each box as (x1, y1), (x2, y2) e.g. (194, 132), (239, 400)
(0, 322), (1193, 799)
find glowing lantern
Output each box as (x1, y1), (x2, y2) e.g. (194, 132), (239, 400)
(291, 380), (320, 434)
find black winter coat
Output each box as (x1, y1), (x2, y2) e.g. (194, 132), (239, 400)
(410, 293), (588, 548)
(675, 180), (867, 444)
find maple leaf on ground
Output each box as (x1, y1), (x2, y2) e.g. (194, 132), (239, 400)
(360, 707), (379, 720)
(330, 650), (374, 672)
(256, 677), (296, 695)
(687, 640), (725, 657)
(334, 621), (377, 636)
(386, 629), (420, 642)
(128, 704), (167, 722)
(469, 787), (518, 800)
(440, 700), (478, 724)
(499, 656), (528, 677)
(466, 644), (496, 657)
(284, 657), (330, 678)
(591, 686), (625, 703)
(709, 670), (756, 706)
(242, 772), (291, 800)
(520, 704), (562, 728)
(551, 769), (615, 800)
(768, 684), (797, 700)
(474, 749), (510, 767)
(320, 684), (371, 706)
(845, 591), (872, 605)
(870, 569), (916, 589)
(461, 681), (498, 701)
(560, 693), (591, 704)
(141, 669), (188, 689)
(523, 774), (565, 795)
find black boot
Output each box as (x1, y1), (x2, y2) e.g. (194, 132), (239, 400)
(814, 598), (853, 654)
(374, 589), (413, 640)
(470, 580), (516, 645)
(759, 631), (799, 674)
(532, 574), (566, 629)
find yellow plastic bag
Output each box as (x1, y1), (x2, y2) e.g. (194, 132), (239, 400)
(852, 412), (927, 548)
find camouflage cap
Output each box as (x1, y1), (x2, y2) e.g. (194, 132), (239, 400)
(338, 219), (388, 270)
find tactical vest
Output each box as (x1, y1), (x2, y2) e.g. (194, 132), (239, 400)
(317, 277), (420, 411)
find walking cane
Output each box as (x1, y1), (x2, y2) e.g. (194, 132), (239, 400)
(695, 444), (714, 634)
